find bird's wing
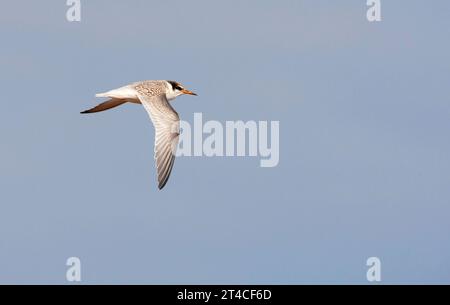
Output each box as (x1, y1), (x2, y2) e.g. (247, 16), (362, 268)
(137, 92), (180, 189)
(80, 99), (127, 114)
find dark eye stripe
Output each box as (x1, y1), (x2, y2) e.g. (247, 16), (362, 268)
(168, 80), (179, 91)
(167, 80), (184, 91)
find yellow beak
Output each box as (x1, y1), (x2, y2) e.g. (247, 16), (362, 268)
(181, 89), (197, 96)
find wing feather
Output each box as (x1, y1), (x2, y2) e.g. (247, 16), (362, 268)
(80, 99), (127, 114)
(137, 92), (180, 189)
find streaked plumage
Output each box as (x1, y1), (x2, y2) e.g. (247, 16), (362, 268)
(81, 80), (197, 189)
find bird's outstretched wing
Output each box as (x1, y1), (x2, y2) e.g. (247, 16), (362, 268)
(80, 98), (127, 114)
(137, 92), (180, 189)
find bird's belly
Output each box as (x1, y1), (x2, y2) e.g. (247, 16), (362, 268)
(103, 86), (139, 100)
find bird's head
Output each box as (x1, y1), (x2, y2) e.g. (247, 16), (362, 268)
(166, 80), (197, 100)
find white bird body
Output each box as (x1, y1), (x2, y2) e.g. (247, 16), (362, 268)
(96, 85), (139, 101)
(96, 80), (185, 102)
(81, 80), (197, 189)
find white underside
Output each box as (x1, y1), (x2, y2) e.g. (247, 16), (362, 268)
(96, 85), (140, 102)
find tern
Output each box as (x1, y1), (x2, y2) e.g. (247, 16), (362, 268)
(81, 80), (197, 190)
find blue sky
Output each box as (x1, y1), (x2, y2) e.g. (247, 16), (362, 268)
(0, 1), (449, 284)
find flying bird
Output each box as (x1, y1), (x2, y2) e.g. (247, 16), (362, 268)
(81, 80), (197, 189)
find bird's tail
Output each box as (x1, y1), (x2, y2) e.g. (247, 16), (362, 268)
(95, 92), (110, 98)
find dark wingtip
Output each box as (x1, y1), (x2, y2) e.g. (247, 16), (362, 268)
(158, 180), (169, 190)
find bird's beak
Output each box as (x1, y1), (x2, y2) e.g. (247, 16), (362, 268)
(181, 89), (197, 96)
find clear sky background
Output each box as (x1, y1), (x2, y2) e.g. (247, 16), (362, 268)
(1, 1), (449, 284)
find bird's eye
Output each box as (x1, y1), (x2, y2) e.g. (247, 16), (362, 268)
(176, 86), (183, 91)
